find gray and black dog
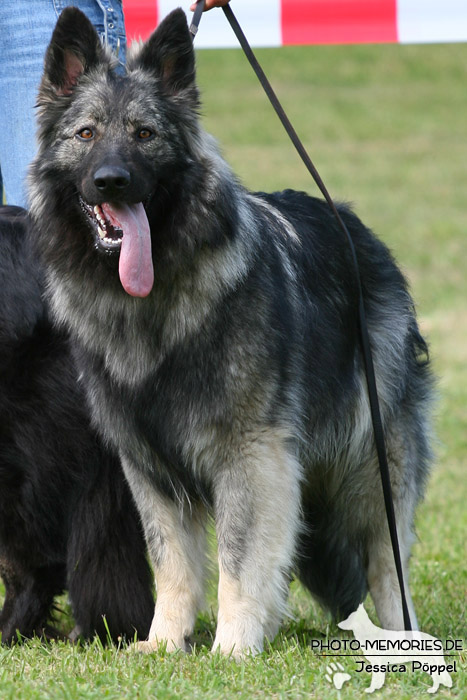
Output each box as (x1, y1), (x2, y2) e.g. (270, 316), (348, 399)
(29, 7), (433, 656)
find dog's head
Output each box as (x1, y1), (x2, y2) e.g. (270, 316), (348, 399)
(31, 8), (202, 297)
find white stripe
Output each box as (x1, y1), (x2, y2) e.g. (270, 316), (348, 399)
(248, 195), (300, 244)
(158, 0), (281, 48)
(397, 0), (467, 43)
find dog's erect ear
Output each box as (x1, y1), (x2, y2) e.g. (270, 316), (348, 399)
(134, 9), (196, 96)
(41, 7), (107, 97)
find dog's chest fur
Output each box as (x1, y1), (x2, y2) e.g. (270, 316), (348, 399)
(58, 258), (292, 499)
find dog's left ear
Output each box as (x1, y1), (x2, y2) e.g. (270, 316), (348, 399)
(41, 7), (109, 98)
(133, 9), (196, 96)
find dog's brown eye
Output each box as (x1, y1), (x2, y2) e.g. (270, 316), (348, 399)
(77, 128), (94, 141)
(137, 128), (154, 141)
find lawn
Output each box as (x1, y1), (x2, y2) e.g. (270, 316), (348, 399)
(1, 36), (466, 698)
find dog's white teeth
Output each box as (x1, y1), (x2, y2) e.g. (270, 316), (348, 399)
(99, 232), (122, 246)
(94, 206), (106, 227)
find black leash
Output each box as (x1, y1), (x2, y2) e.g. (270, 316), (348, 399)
(191, 1), (412, 632)
(189, 0), (205, 39)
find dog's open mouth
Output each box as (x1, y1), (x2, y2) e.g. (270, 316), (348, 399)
(80, 196), (154, 298)
(80, 198), (124, 251)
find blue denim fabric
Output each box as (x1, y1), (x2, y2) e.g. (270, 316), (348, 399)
(0, 0), (126, 207)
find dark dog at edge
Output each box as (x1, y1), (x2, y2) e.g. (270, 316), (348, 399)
(0, 206), (154, 644)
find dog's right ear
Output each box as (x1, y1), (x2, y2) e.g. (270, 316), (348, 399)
(130, 9), (197, 98)
(39, 8), (107, 99)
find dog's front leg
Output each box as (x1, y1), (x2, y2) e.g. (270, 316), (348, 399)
(121, 459), (206, 653)
(212, 429), (302, 658)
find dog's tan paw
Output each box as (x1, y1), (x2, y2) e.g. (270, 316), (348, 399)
(131, 639), (159, 654)
(130, 637), (189, 654)
(212, 634), (263, 660)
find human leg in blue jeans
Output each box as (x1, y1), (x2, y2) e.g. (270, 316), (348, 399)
(0, 0), (126, 207)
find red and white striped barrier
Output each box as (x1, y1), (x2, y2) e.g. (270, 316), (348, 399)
(123, 0), (467, 46)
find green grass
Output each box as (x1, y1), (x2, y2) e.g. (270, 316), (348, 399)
(1, 41), (466, 697)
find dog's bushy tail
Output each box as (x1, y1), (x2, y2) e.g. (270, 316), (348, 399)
(295, 507), (367, 621)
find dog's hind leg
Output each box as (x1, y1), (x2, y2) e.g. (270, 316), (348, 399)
(212, 428), (301, 658)
(366, 330), (432, 632)
(366, 496), (419, 631)
(121, 459), (206, 653)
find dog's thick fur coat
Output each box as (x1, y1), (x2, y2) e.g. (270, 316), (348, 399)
(29, 8), (433, 656)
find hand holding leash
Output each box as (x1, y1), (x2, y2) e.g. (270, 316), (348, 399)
(190, 0), (230, 11)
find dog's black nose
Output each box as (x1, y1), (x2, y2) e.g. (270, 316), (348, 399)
(93, 166), (131, 192)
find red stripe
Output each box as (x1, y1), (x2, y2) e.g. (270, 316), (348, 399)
(123, 0), (158, 43)
(281, 0), (398, 45)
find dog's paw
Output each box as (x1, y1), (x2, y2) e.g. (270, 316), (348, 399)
(211, 640), (260, 661)
(131, 635), (190, 654)
(211, 607), (266, 660)
(325, 662), (351, 690)
(132, 639), (159, 654)
(212, 623), (264, 660)
(212, 634), (264, 661)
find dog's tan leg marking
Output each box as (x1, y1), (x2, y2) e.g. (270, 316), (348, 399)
(121, 459), (206, 653)
(212, 429), (301, 658)
(214, 570), (266, 658)
(142, 502), (205, 653)
(367, 507), (418, 631)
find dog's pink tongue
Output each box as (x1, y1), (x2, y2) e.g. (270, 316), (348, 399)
(101, 202), (153, 297)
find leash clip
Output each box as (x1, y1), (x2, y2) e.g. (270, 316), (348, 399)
(190, 0), (205, 41)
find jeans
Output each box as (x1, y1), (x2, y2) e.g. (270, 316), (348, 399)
(0, 0), (126, 207)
